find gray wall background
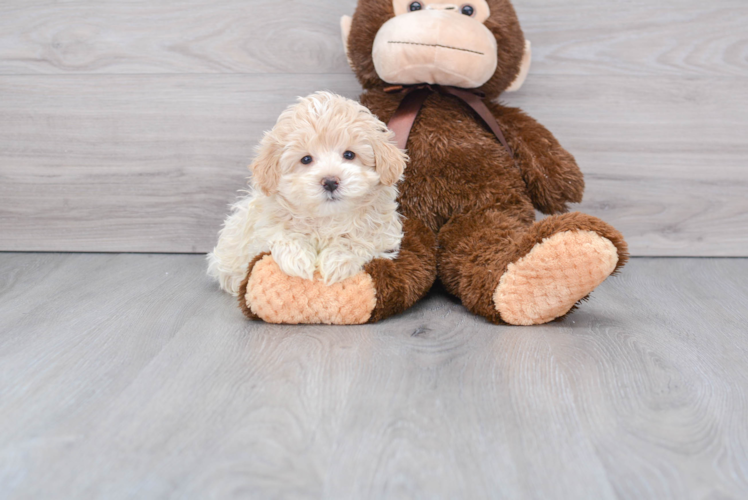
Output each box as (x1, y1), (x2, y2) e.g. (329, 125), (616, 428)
(0, 0), (746, 255)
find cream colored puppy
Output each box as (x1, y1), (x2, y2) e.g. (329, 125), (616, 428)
(208, 92), (407, 295)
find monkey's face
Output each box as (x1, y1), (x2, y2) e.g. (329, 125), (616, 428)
(345, 0), (528, 97)
(373, 1), (497, 89)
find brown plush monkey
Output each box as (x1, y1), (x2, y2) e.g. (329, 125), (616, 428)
(240, 0), (628, 325)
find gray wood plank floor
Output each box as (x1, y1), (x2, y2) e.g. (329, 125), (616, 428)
(1, 0), (746, 255)
(1, 253), (747, 499)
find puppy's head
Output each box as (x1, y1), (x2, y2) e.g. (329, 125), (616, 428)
(250, 92), (407, 214)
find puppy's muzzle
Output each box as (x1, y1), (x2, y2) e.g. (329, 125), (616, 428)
(321, 176), (340, 193)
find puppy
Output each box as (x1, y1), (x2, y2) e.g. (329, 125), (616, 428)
(207, 92), (407, 295)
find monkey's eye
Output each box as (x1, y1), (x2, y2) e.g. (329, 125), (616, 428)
(460, 4), (475, 16)
(408, 2), (422, 11)
(301, 155), (313, 165)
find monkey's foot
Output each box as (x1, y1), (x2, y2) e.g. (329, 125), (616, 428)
(493, 230), (619, 326)
(241, 255), (376, 325)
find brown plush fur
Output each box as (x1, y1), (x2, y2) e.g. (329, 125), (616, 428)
(239, 252), (269, 320)
(353, 0), (626, 323)
(351, 86), (629, 324)
(364, 217), (438, 322)
(243, 0), (628, 324)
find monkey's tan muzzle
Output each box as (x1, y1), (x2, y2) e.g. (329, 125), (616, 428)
(372, 10), (498, 88)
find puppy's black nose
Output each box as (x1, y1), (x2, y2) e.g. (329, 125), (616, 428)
(322, 177), (340, 193)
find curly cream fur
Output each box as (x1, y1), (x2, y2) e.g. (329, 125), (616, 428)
(208, 92), (407, 295)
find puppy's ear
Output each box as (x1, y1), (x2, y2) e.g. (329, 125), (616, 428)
(250, 132), (283, 196)
(372, 127), (408, 186)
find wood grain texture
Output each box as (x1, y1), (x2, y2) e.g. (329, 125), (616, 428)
(517, 0), (748, 77)
(0, 0), (746, 254)
(1, 253), (747, 499)
(0, 0), (358, 75)
(0, 0), (745, 77)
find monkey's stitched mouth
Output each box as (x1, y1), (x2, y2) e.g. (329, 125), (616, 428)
(388, 41), (484, 56)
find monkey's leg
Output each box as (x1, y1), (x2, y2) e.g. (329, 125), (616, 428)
(438, 209), (628, 325)
(238, 218), (437, 324)
(364, 217), (438, 322)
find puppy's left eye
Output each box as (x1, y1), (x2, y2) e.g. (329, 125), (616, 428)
(343, 151), (356, 160)
(301, 155), (313, 165)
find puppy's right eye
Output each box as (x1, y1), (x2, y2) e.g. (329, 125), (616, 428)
(301, 155), (313, 165)
(409, 2), (422, 11)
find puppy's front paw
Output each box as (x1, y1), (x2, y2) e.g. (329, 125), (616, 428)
(318, 249), (366, 285)
(271, 240), (316, 281)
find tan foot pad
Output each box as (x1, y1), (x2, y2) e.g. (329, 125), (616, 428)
(245, 255), (377, 325)
(493, 230), (619, 326)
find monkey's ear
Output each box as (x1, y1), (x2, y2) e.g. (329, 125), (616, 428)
(340, 15), (353, 68)
(249, 133), (283, 196)
(506, 40), (532, 93)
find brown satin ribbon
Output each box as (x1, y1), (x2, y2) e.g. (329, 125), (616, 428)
(385, 84), (513, 158)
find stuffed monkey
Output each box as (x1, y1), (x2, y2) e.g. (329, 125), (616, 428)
(240, 0), (628, 325)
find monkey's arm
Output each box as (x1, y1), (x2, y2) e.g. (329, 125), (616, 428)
(494, 105), (585, 215)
